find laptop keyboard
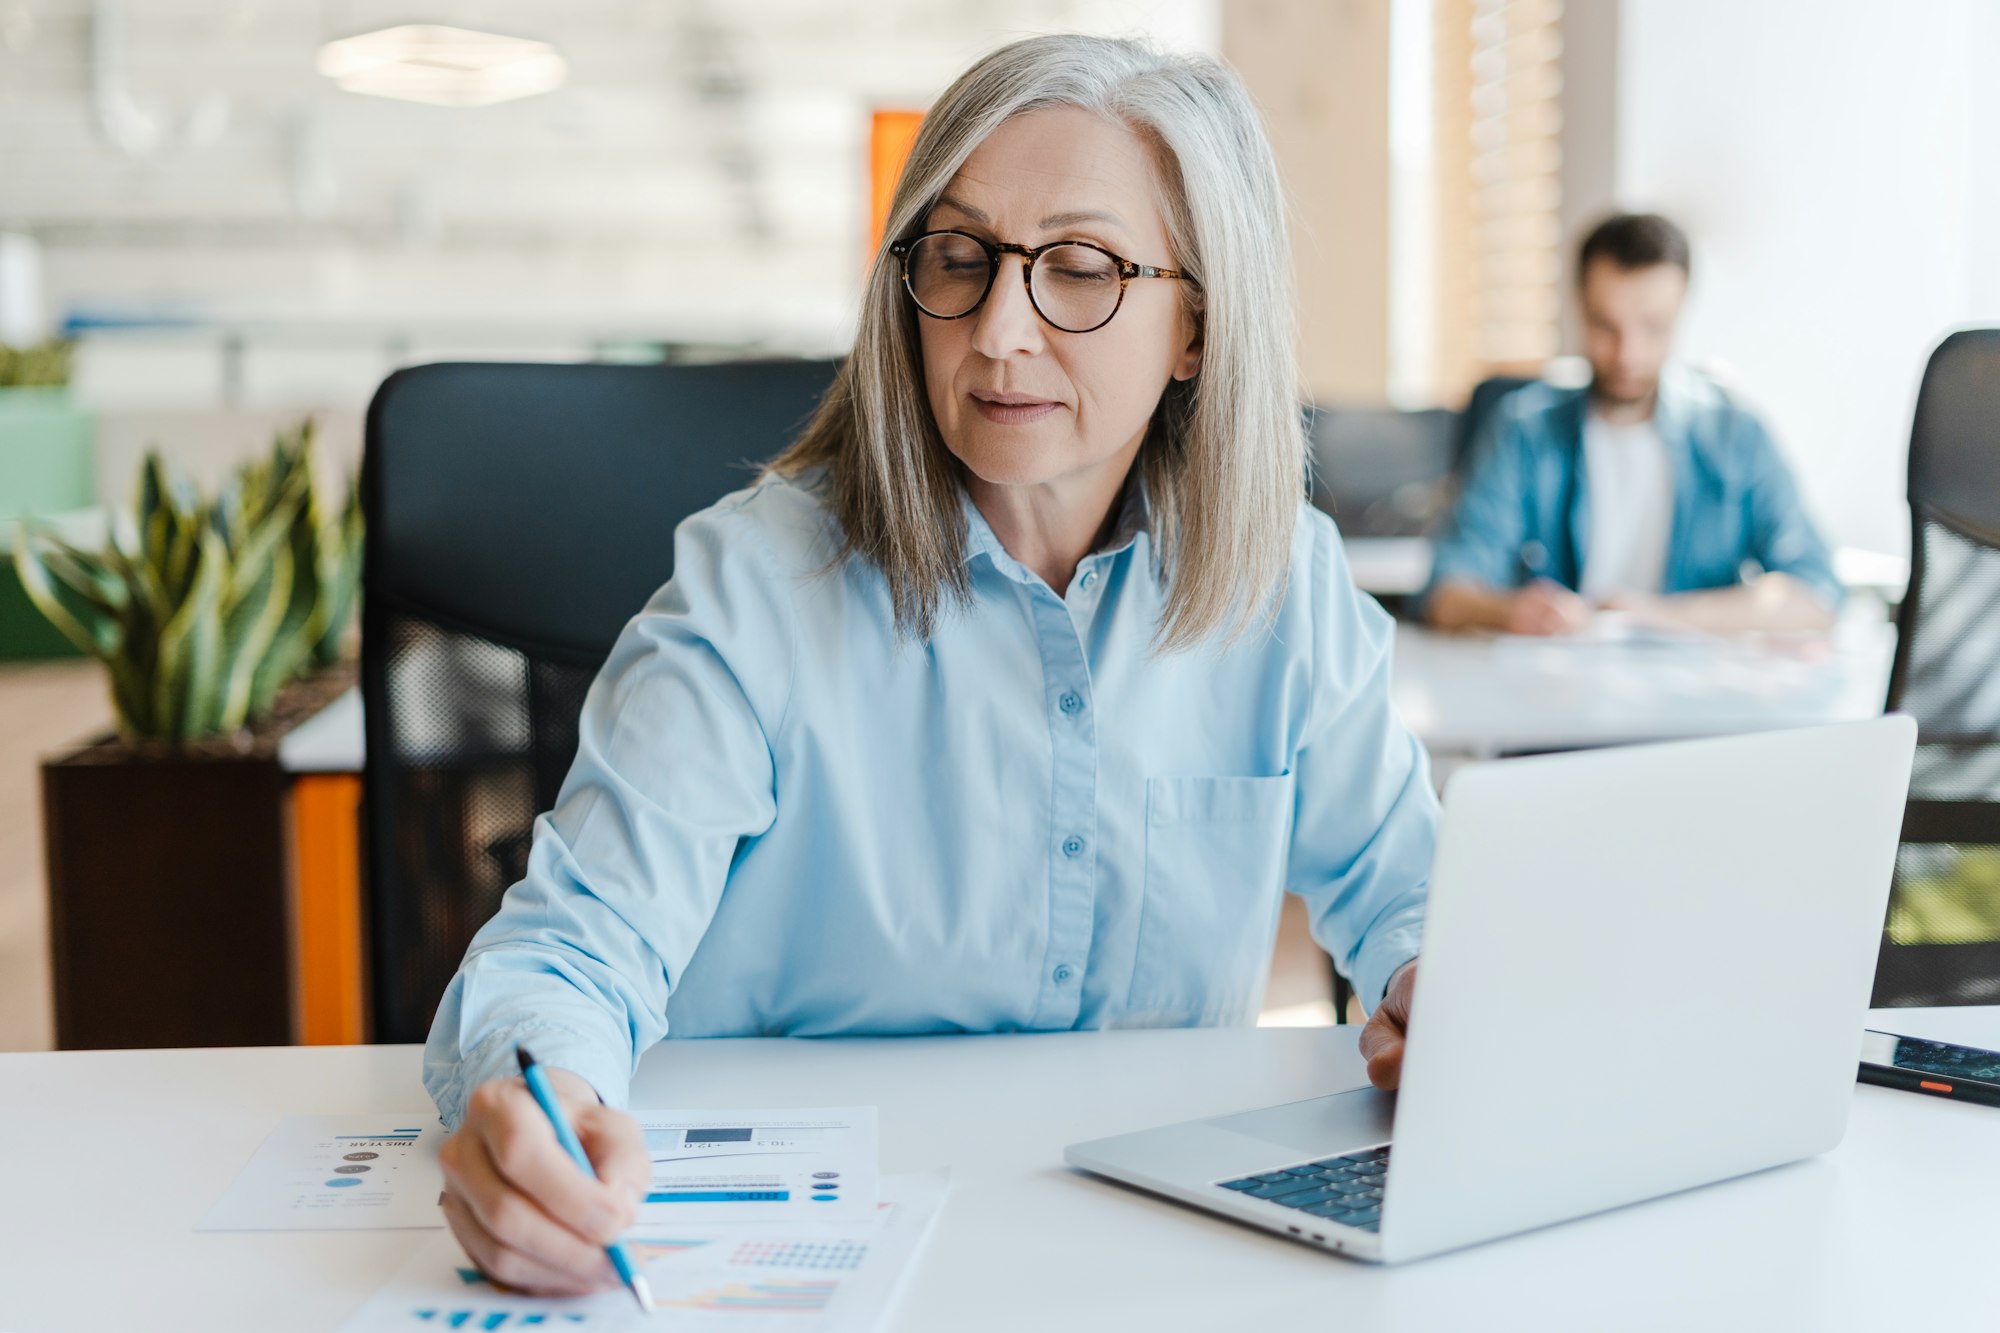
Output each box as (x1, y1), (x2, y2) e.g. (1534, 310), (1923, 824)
(1217, 1145), (1390, 1233)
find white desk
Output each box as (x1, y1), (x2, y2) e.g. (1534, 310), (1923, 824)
(1342, 536), (1912, 603)
(4, 1014), (1998, 1332)
(1341, 537), (1433, 599)
(1391, 611), (1897, 758)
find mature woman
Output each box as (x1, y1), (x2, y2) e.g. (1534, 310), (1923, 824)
(427, 33), (1436, 1295)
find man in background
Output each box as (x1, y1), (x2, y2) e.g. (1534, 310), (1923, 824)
(1423, 212), (1840, 635)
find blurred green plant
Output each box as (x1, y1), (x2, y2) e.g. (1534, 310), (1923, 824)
(0, 338), (75, 388)
(1888, 847), (2000, 945)
(11, 420), (363, 743)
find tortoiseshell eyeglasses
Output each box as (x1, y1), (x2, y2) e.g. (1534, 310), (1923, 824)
(889, 229), (1193, 334)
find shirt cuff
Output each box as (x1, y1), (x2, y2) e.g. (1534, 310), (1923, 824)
(426, 1021), (635, 1131)
(1350, 907), (1425, 1017)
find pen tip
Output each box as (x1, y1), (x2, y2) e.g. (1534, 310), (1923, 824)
(630, 1275), (655, 1314)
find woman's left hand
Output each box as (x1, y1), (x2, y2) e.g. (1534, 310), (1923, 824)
(1358, 961), (1416, 1089)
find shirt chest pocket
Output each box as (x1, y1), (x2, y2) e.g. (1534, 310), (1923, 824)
(1125, 773), (1296, 1024)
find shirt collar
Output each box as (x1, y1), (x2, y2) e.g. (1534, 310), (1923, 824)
(1648, 361), (1695, 449)
(958, 471), (1152, 573)
(1576, 360), (1699, 450)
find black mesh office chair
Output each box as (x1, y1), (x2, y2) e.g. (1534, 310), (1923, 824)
(359, 359), (840, 1043)
(1304, 405), (1458, 539)
(1875, 329), (2000, 1006)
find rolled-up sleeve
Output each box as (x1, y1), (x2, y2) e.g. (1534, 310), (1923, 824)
(423, 493), (796, 1129)
(1736, 413), (1843, 610)
(1289, 523), (1438, 1010)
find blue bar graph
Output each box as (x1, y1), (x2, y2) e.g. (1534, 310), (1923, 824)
(645, 1189), (788, 1203)
(410, 1311), (585, 1327)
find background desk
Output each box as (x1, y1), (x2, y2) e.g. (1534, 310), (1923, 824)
(4, 1014), (1997, 1333)
(1391, 612), (1896, 759)
(275, 604), (1902, 781)
(1342, 536), (1913, 605)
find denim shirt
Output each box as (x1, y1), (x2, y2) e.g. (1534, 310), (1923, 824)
(423, 471), (1436, 1129)
(1425, 366), (1842, 608)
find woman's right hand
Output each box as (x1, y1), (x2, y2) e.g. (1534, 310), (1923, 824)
(438, 1069), (651, 1296)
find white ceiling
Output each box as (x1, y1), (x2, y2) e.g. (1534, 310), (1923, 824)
(0, 0), (1219, 334)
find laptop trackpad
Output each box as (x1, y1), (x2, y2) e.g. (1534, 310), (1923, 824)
(1209, 1087), (1396, 1155)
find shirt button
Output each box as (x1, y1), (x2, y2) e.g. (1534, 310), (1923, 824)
(1080, 569), (1100, 590)
(1061, 835), (1086, 858)
(1058, 690), (1084, 716)
(1053, 964), (1075, 984)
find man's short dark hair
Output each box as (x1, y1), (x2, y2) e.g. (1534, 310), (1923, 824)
(1576, 212), (1691, 286)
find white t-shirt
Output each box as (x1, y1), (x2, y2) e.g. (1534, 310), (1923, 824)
(1579, 412), (1674, 600)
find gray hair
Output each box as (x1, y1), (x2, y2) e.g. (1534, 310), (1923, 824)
(770, 32), (1301, 651)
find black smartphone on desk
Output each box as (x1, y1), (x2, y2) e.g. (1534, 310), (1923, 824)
(1859, 1029), (2000, 1106)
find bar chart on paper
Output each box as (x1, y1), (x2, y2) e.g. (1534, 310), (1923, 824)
(626, 1237), (713, 1264)
(399, 1272), (596, 1327)
(338, 1175), (946, 1333)
(351, 1261), (620, 1331)
(653, 1278), (840, 1313)
(635, 1108), (877, 1220)
(409, 1311), (587, 1327)
(731, 1239), (868, 1271)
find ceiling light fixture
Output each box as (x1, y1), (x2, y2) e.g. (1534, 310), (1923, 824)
(317, 24), (567, 108)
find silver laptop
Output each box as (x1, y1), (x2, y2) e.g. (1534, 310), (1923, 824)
(1066, 716), (1916, 1264)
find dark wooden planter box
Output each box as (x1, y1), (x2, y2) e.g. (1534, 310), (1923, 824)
(41, 665), (356, 1049)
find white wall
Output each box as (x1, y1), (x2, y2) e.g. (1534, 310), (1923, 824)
(1969, 0), (2000, 321)
(1607, 0), (1991, 558)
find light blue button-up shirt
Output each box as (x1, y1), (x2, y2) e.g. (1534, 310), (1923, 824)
(424, 470), (1436, 1128)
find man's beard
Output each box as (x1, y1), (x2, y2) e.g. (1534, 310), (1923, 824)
(1592, 375), (1658, 411)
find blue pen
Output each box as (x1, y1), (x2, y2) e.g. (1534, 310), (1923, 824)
(515, 1046), (653, 1315)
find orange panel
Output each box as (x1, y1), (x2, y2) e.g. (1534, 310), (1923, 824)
(869, 109), (926, 252)
(292, 773), (366, 1045)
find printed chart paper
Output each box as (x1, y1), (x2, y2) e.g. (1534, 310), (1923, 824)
(198, 1114), (446, 1231)
(635, 1109), (877, 1221)
(335, 1172), (946, 1333)
(198, 1106), (875, 1235)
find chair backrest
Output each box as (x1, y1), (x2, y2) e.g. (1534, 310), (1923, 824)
(359, 359), (840, 1043)
(1301, 377), (1534, 543)
(1876, 329), (2000, 1006)
(1304, 404), (1457, 538)
(1888, 329), (2000, 742)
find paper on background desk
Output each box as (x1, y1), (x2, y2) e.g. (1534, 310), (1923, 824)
(198, 1114), (445, 1231)
(1494, 612), (1713, 649)
(335, 1171), (947, 1333)
(636, 1109), (876, 1221)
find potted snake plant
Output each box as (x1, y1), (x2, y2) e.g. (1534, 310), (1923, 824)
(15, 420), (362, 1049)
